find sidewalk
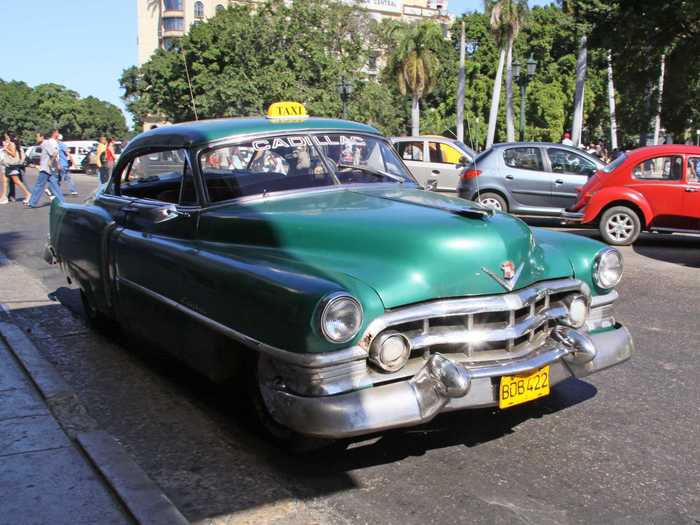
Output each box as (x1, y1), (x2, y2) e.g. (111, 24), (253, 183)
(0, 252), (188, 525)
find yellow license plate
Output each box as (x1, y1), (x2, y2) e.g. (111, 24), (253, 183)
(498, 365), (550, 409)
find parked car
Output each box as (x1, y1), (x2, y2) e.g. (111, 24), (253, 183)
(45, 102), (632, 445)
(24, 145), (42, 167)
(458, 142), (605, 216)
(563, 145), (700, 245)
(391, 135), (476, 192)
(64, 140), (97, 172)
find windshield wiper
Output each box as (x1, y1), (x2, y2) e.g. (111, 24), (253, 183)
(336, 163), (406, 184)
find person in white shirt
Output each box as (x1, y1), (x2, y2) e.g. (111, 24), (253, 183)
(561, 131), (574, 146)
(26, 129), (64, 208)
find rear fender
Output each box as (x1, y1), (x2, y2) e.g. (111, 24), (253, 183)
(583, 188), (652, 226)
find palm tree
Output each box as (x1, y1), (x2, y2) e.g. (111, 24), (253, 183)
(484, 0), (527, 147)
(390, 22), (444, 136)
(606, 51), (619, 150)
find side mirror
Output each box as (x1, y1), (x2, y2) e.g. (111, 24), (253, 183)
(585, 167), (597, 177)
(426, 179), (438, 192)
(457, 156), (470, 166)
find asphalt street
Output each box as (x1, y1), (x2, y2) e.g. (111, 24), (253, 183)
(1, 169), (699, 524)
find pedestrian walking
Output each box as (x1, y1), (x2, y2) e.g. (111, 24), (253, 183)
(0, 133), (31, 204)
(57, 135), (78, 195)
(105, 138), (116, 181)
(5, 133), (30, 202)
(95, 136), (109, 183)
(26, 130), (64, 208)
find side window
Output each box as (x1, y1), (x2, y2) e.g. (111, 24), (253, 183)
(427, 142), (462, 164)
(547, 148), (596, 175)
(503, 147), (544, 172)
(632, 156), (683, 181)
(119, 148), (195, 204)
(687, 157), (700, 183)
(397, 141), (424, 162)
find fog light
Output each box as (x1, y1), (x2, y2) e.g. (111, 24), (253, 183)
(370, 332), (411, 373)
(563, 294), (589, 328)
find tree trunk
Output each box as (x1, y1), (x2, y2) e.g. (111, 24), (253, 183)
(486, 45), (506, 149)
(505, 36), (515, 143)
(411, 94), (420, 137)
(571, 35), (587, 148)
(606, 51), (618, 150)
(653, 53), (666, 145)
(456, 21), (466, 143)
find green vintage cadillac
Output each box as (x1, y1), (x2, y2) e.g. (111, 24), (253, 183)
(46, 102), (633, 442)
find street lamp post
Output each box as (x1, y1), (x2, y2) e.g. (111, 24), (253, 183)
(513, 55), (537, 142)
(337, 78), (353, 120)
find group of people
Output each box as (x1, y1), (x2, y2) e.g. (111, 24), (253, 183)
(561, 132), (621, 163)
(0, 131), (118, 208)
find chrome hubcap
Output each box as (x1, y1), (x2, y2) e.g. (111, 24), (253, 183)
(606, 213), (634, 241)
(479, 197), (503, 211)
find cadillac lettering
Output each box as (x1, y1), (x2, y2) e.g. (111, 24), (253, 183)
(45, 103), (633, 444)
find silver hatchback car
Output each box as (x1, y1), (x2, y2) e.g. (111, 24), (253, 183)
(458, 143), (605, 216)
(391, 136), (476, 192)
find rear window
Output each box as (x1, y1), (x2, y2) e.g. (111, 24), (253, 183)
(602, 152), (627, 173)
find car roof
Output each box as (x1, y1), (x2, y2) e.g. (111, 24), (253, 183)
(391, 135), (457, 142)
(125, 117), (380, 153)
(625, 144), (700, 157)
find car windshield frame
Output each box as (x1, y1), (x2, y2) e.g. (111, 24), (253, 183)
(196, 131), (418, 206)
(602, 152), (627, 173)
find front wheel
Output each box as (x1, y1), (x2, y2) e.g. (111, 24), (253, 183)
(476, 192), (508, 212)
(599, 206), (641, 245)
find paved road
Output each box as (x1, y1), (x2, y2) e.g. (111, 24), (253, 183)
(2, 169), (699, 524)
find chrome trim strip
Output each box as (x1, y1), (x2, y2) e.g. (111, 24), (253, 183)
(116, 276), (367, 368)
(591, 290), (618, 309)
(361, 278), (587, 349)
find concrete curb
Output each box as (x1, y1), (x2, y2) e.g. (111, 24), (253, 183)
(0, 321), (190, 525)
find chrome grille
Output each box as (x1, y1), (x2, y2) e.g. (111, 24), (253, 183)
(362, 279), (587, 364)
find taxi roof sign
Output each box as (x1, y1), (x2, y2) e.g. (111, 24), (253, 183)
(266, 101), (308, 120)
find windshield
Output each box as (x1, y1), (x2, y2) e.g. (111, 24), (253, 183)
(198, 133), (415, 203)
(602, 152), (627, 173)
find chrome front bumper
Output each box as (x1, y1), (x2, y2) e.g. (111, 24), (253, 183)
(264, 324), (633, 439)
(561, 210), (584, 223)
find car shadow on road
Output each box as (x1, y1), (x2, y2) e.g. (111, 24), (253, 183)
(632, 234), (700, 268)
(0, 231), (26, 264)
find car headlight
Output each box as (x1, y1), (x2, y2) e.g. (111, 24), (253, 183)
(320, 294), (363, 343)
(593, 248), (623, 289)
(562, 294), (589, 328)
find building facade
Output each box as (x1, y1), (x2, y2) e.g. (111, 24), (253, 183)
(137, 0), (451, 65)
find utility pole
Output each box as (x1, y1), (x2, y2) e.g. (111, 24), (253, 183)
(653, 53), (666, 145)
(456, 21), (465, 143)
(607, 51), (618, 150)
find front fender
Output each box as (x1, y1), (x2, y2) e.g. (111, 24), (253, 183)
(583, 187), (652, 226)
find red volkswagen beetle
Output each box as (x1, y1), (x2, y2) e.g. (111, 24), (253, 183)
(564, 145), (700, 245)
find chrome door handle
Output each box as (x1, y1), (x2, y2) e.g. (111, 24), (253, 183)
(686, 187), (698, 192)
(505, 175), (514, 180)
(555, 179), (564, 184)
(431, 169), (440, 175)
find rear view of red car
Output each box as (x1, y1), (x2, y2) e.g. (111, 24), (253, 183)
(563, 145), (700, 245)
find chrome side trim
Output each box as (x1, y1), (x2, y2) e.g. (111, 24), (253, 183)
(591, 290), (618, 308)
(361, 278), (587, 349)
(116, 276), (367, 368)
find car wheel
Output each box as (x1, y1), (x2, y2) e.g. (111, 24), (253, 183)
(476, 192), (508, 212)
(599, 206), (641, 245)
(248, 354), (335, 453)
(80, 289), (119, 335)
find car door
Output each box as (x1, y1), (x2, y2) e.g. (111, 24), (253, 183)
(546, 147), (598, 209)
(627, 154), (687, 229)
(395, 140), (430, 186)
(683, 156), (700, 230)
(109, 148), (201, 351)
(501, 146), (551, 208)
(424, 140), (465, 192)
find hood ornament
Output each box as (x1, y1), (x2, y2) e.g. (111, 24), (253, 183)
(482, 261), (524, 292)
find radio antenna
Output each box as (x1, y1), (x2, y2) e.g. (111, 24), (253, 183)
(182, 50), (199, 120)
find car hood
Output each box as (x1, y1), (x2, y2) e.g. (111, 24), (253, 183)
(200, 187), (574, 308)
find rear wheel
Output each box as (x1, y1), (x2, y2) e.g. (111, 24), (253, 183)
(599, 206), (641, 245)
(476, 192), (508, 212)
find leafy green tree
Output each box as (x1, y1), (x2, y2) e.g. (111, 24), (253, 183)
(387, 21), (444, 136)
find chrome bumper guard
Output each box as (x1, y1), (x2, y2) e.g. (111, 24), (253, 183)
(265, 324), (633, 439)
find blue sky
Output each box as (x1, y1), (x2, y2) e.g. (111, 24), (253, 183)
(1, 1), (550, 125)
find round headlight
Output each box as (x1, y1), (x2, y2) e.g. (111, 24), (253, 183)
(320, 294), (363, 343)
(369, 332), (411, 373)
(563, 294), (589, 328)
(593, 248), (623, 289)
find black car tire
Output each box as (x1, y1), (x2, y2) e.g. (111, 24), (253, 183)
(80, 289), (120, 335)
(599, 206), (641, 246)
(247, 354), (335, 453)
(476, 192), (508, 212)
